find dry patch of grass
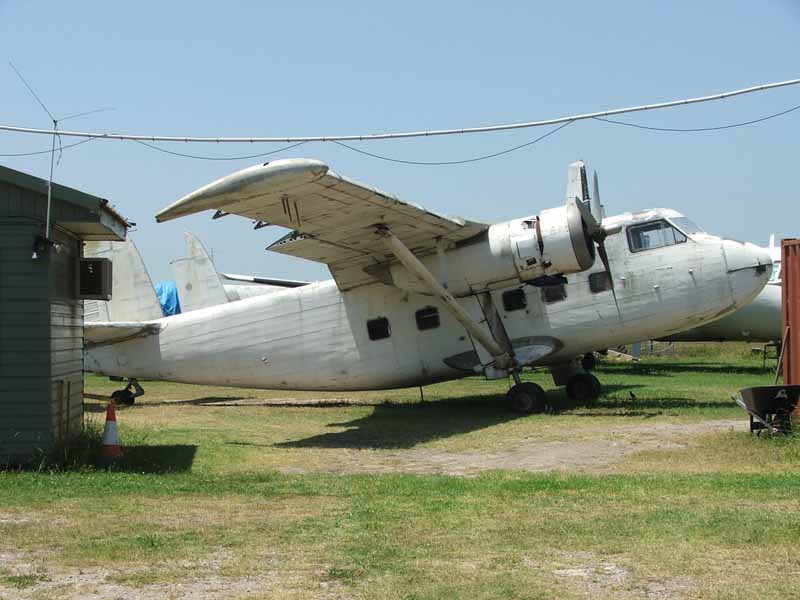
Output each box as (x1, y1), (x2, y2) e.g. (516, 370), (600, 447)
(2, 345), (798, 598)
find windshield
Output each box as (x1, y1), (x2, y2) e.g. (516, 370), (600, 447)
(627, 219), (687, 253)
(669, 216), (704, 235)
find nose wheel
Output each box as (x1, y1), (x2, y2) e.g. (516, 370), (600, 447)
(566, 373), (602, 403)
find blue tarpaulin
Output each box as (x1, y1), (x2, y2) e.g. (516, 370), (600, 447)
(154, 281), (181, 316)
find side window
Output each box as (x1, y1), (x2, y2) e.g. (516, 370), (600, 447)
(367, 317), (391, 340)
(627, 219), (687, 253)
(541, 284), (567, 304)
(502, 289), (527, 312)
(415, 307), (440, 330)
(589, 271), (612, 293)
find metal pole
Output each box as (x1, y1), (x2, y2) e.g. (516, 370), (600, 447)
(379, 227), (512, 368)
(45, 120), (56, 239)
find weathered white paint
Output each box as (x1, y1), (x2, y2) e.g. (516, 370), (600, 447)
(85, 209), (772, 391)
(83, 237), (162, 322)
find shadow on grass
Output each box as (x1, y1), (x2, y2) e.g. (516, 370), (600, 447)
(596, 362), (770, 377)
(275, 394), (517, 449)
(597, 396), (736, 411)
(87, 397), (384, 410)
(112, 444), (198, 473)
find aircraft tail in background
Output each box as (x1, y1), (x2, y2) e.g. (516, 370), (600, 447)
(84, 237), (164, 323)
(171, 232), (229, 312)
(172, 231), (312, 311)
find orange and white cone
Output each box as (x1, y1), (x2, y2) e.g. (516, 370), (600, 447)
(101, 400), (123, 461)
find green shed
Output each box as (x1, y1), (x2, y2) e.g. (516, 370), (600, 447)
(0, 164), (128, 464)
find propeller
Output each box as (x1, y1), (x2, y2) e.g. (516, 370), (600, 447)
(572, 168), (622, 321)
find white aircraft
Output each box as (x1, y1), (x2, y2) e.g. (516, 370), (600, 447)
(660, 237), (782, 343)
(84, 159), (772, 413)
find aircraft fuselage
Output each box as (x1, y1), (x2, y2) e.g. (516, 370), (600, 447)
(85, 209), (771, 391)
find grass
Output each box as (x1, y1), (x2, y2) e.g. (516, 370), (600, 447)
(1, 343), (798, 599)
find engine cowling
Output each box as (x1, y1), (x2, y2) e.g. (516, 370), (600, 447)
(383, 201), (597, 297)
(489, 202), (595, 281)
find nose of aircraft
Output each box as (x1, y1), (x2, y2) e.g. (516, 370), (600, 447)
(722, 240), (773, 307)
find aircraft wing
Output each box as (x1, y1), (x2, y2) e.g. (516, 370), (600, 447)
(156, 159), (488, 290)
(85, 322), (162, 347)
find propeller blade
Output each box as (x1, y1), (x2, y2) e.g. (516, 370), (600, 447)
(591, 171), (603, 224)
(572, 197), (602, 239)
(597, 240), (622, 322)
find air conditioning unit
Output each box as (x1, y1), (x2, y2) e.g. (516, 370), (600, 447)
(78, 258), (112, 300)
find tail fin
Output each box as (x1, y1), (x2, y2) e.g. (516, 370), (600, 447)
(171, 232), (229, 312)
(84, 237), (164, 322)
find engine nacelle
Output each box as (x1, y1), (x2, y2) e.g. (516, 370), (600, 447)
(489, 202), (595, 281)
(382, 201), (596, 297)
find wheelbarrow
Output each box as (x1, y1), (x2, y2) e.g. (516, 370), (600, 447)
(734, 385), (800, 434)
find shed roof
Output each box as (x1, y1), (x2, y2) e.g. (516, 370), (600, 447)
(0, 164), (129, 241)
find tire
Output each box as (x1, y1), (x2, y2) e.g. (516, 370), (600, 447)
(566, 373), (601, 403)
(507, 382), (547, 415)
(111, 389), (135, 405)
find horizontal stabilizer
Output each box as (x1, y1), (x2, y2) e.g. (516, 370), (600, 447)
(85, 322), (162, 347)
(221, 273), (310, 288)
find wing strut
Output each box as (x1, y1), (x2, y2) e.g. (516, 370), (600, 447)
(377, 226), (514, 370)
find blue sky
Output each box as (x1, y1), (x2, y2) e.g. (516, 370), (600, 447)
(1, 1), (798, 281)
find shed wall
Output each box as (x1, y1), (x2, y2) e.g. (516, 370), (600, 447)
(49, 226), (83, 441)
(0, 219), (53, 461)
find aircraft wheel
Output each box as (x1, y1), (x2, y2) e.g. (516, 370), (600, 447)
(581, 352), (597, 371)
(566, 373), (601, 403)
(507, 382), (547, 415)
(111, 389), (135, 405)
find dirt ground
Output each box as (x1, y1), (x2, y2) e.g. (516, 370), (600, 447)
(272, 418), (746, 476)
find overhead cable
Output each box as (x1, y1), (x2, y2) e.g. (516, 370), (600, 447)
(593, 103), (800, 132)
(131, 139), (309, 160)
(4, 101), (799, 163)
(332, 121), (574, 165)
(0, 136), (96, 156)
(0, 78), (798, 143)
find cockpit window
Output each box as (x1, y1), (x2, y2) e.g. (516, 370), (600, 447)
(669, 217), (704, 235)
(627, 219), (687, 253)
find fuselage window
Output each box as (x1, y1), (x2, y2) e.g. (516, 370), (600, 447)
(541, 284), (567, 304)
(502, 288), (527, 311)
(627, 219), (687, 253)
(589, 271), (612, 293)
(367, 317), (391, 340)
(415, 306), (440, 330)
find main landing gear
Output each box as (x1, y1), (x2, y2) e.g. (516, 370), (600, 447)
(507, 360), (603, 414)
(565, 372), (602, 403)
(111, 378), (144, 405)
(507, 371), (548, 414)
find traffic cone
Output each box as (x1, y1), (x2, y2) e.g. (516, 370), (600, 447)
(101, 400), (123, 462)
